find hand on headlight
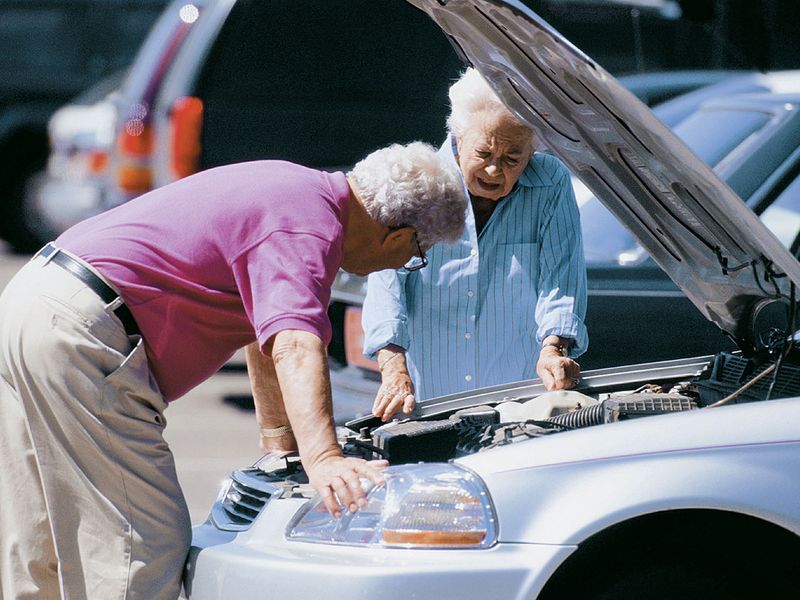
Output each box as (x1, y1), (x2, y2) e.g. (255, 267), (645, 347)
(306, 454), (388, 518)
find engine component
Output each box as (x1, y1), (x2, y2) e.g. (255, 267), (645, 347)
(545, 393), (697, 429)
(371, 419), (460, 464)
(452, 406), (500, 456)
(693, 352), (800, 406)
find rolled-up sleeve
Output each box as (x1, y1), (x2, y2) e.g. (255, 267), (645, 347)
(362, 268), (411, 359)
(535, 169), (589, 357)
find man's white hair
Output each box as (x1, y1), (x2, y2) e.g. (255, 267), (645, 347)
(348, 142), (467, 248)
(446, 67), (534, 144)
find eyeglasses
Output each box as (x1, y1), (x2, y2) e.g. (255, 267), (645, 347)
(403, 231), (428, 272)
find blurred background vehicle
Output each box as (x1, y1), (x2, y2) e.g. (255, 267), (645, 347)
(23, 0), (800, 251)
(0, 0), (168, 252)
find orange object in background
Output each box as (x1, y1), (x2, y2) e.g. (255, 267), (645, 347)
(170, 96), (204, 180)
(87, 150), (109, 175)
(116, 121), (154, 194)
(343, 306), (379, 372)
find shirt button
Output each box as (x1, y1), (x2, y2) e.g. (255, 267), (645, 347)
(467, 290), (475, 297)
(471, 314), (476, 321)
(465, 332), (472, 339)
(465, 375), (473, 382)
(470, 249), (477, 256)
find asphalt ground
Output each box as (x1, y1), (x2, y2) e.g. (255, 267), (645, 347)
(0, 247), (377, 523)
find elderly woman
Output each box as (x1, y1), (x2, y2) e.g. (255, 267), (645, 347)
(361, 68), (588, 421)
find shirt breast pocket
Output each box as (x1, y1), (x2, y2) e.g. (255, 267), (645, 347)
(496, 241), (539, 283)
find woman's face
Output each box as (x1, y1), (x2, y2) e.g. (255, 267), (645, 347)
(456, 111), (533, 201)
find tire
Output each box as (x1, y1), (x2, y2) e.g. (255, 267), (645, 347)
(593, 562), (746, 600)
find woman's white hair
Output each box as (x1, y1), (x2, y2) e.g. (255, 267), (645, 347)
(348, 141), (467, 248)
(447, 67), (534, 144)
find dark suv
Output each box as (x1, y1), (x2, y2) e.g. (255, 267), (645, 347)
(0, 0), (167, 251)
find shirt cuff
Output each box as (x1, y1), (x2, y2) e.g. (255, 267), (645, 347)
(537, 313), (588, 358)
(259, 316), (331, 352)
(362, 320), (410, 360)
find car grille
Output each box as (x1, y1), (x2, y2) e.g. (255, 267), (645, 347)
(211, 468), (282, 531)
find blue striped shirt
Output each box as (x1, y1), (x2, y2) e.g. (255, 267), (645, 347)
(362, 138), (588, 400)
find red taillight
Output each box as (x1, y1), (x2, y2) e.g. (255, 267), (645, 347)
(344, 306), (379, 372)
(170, 96), (204, 179)
(116, 121), (154, 194)
(87, 150), (109, 175)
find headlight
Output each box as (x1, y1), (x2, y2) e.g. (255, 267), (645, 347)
(286, 463), (496, 548)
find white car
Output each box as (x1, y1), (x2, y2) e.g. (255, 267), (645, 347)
(184, 1), (800, 598)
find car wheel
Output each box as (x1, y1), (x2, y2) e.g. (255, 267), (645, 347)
(538, 511), (800, 600)
(592, 562), (741, 600)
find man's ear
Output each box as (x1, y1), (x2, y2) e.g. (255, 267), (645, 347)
(383, 226), (414, 247)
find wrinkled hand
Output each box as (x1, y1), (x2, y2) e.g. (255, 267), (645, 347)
(373, 365), (415, 421)
(536, 346), (581, 391)
(305, 455), (389, 517)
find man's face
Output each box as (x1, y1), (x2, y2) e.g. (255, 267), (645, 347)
(342, 226), (419, 276)
(456, 111), (533, 201)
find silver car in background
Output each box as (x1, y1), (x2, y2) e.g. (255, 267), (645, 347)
(184, 1), (800, 599)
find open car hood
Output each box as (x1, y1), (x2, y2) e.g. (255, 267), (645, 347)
(407, 0), (800, 351)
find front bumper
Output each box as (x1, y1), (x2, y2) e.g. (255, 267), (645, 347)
(184, 499), (574, 599)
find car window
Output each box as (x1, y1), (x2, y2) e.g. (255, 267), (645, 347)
(192, 0), (463, 170)
(582, 165), (800, 266)
(760, 173), (800, 250)
(580, 104), (775, 265)
(671, 107), (770, 167)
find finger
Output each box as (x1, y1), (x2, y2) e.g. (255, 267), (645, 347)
(338, 468), (368, 510)
(552, 363), (567, 384)
(373, 390), (393, 416)
(402, 393), (416, 414)
(372, 388), (388, 413)
(541, 369), (555, 391)
(329, 475), (355, 514)
(319, 485), (342, 518)
(380, 394), (406, 421)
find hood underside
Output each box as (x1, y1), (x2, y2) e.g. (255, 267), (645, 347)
(406, 0), (800, 349)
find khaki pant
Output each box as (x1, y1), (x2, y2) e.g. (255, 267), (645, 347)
(0, 252), (191, 599)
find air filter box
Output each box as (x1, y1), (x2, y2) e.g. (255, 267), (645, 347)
(372, 419), (459, 464)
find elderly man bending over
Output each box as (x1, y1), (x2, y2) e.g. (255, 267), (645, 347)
(0, 142), (466, 600)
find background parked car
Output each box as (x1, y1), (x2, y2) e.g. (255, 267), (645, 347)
(25, 0), (799, 248)
(0, 0), (168, 251)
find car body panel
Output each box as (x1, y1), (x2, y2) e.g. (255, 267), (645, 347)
(188, 513), (572, 600)
(458, 398), (800, 543)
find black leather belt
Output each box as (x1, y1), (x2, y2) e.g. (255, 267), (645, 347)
(37, 244), (140, 336)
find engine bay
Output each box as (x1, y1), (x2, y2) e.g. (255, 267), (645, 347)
(340, 349), (800, 466)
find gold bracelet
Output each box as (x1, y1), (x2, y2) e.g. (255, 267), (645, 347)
(259, 424), (293, 438)
(542, 341), (568, 357)
(377, 351), (403, 372)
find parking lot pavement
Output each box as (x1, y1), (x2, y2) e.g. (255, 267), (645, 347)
(164, 371), (261, 524)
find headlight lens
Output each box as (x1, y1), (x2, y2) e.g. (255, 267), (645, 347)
(286, 463), (496, 548)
